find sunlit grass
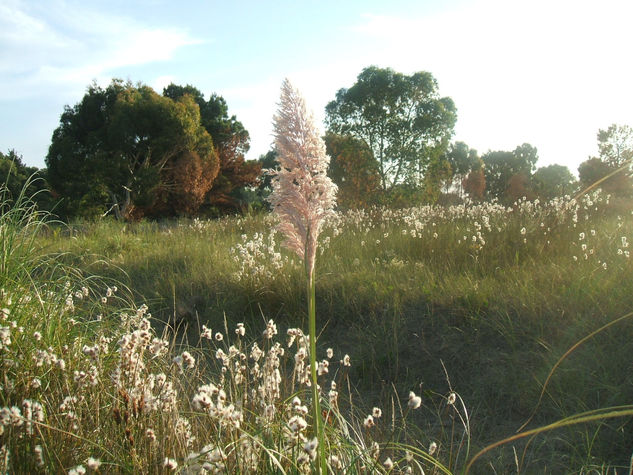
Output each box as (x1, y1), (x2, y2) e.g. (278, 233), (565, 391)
(16, 190), (633, 472)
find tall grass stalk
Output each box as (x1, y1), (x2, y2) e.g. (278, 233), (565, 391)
(270, 79), (337, 473)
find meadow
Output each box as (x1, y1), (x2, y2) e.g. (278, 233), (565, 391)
(1, 188), (633, 473)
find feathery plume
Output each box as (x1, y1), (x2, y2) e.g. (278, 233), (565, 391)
(270, 79), (337, 278)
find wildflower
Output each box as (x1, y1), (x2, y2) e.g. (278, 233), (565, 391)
(326, 347), (333, 359)
(214, 332), (223, 342)
(408, 391), (422, 410)
(363, 415), (375, 428)
(329, 454), (342, 470)
(263, 319), (277, 339)
(201, 325), (212, 340)
(146, 428), (156, 442)
(288, 415), (308, 433)
(163, 458), (178, 470)
(383, 457), (394, 470)
(181, 351), (196, 369)
(303, 437), (318, 460)
(372, 407), (382, 418)
(86, 457), (101, 470)
(235, 323), (245, 336)
(34, 444), (44, 467)
(68, 465), (86, 475)
(447, 392), (457, 405)
(341, 354), (351, 366)
(33, 331), (42, 341)
(429, 441), (438, 455)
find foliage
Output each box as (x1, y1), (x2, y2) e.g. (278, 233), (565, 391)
(462, 159), (486, 200)
(45, 188), (633, 472)
(324, 132), (381, 209)
(482, 143), (538, 202)
(0, 149), (52, 210)
(532, 164), (576, 199)
(163, 84), (261, 214)
(325, 66), (457, 191)
(46, 80), (219, 220)
(578, 157), (631, 196)
(595, 123), (633, 169)
(445, 141), (479, 196)
(421, 154), (453, 204)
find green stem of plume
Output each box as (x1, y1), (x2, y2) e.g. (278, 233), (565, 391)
(307, 269), (326, 473)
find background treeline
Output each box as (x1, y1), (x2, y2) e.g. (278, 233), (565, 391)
(2, 67), (632, 220)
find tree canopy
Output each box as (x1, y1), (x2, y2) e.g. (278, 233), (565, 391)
(0, 149), (51, 209)
(577, 124), (633, 197)
(46, 80), (220, 219)
(163, 84), (260, 214)
(482, 143), (538, 202)
(325, 66), (457, 191)
(532, 164), (576, 200)
(596, 124), (633, 169)
(324, 133), (381, 209)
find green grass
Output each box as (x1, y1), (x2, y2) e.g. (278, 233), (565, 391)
(6, 190), (633, 473)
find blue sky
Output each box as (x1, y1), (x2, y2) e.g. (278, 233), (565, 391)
(1, 0), (632, 173)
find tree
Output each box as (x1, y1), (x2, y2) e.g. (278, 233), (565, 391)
(324, 133), (381, 209)
(163, 84), (260, 213)
(445, 141), (479, 195)
(532, 164), (576, 200)
(505, 173), (536, 202)
(421, 154), (453, 204)
(462, 159), (486, 201)
(596, 124), (633, 169)
(325, 66), (457, 191)
(482, 143), (538, 202)
(46, 80), (218, 219)
(578, 157), (631, 196)
(0, 150), (52, 210)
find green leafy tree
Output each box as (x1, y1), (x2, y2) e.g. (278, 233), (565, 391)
(596, 124), (633, 169)
(578, 157), (631, 196)
(324, 133), (381, 209)
(532, 164), (576, 200)
(46, 80), (218, 219)
(421, 154), (453, 204)
(483, 143), (538, 202)
(325, 66), (457, 191)
(163, 84), (260, 213)
(445, 141), (479, 195)
(0, 150), (52, 210)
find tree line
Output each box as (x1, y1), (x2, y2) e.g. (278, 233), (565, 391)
(2, 67), (632, 219)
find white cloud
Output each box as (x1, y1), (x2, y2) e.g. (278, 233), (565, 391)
(341, 0), (633, 170)
(0, 0), (200, 100)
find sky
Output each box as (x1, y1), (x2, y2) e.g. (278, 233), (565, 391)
(1, 0), (633, 174)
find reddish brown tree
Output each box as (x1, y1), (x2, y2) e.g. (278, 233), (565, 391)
(463, 162), (486, 200)
(505, 173), (536, 202)
(206, 130), (261, 211)
(163, 84), (260, 214)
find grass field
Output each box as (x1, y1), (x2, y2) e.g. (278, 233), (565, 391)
(1, 189), (633, 473)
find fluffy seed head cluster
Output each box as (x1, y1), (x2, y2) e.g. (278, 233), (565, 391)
(270, 79), (337, 278)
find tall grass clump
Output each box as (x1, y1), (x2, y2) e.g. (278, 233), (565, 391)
(269, 79), (338, 472)
(1, 185), (455, 472)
